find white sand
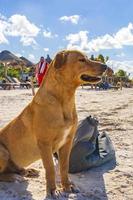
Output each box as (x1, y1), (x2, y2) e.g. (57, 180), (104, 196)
(0, 87), (133, 200)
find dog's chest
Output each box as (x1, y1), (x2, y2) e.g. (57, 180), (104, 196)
(56, 126), (72, 150)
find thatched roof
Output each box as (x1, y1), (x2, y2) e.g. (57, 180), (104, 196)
(0, 50), (33, 67)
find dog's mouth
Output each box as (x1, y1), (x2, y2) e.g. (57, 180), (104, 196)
(80, 74), (101, 83)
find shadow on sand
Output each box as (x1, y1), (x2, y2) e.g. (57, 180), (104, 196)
(69, 158), (116, 200)
(0, 158), (116, 200)
(43, 157), (116, 200)
(0, 178), (35, 200)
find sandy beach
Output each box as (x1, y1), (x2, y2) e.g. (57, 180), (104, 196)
(0, 87), (133, 200)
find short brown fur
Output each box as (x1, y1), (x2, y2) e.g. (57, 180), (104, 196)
(0, 50), (108, 198)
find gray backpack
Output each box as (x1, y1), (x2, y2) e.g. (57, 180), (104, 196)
(69, 116), (115, 173)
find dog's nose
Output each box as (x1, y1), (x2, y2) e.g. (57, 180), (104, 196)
(102, 64), (107, 71)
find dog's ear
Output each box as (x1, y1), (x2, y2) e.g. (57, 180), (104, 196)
(53, 51), (68, 69)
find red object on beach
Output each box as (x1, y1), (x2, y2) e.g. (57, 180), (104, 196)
(36, 61), (48, 86)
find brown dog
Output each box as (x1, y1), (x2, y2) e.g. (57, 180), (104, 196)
(0, 50), (107, 198)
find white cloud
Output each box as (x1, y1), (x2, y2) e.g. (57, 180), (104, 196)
(14, 53), (22, 57)
(44, 48), (49, 52)
(20, 36), (37, 46)
(0, 16), (9, 44)
(43, 30), (52, 38)
(114, 23), (133, 46)
(0, 14), (40, 46)
(0, 32), (9, 44)
(89, 23), (133, 51)
(43, 30), (58, 38)
(7, 14), (40, 37)
(88, 34), (122, 51)
(59, 15), (80, 24)
(28, 54), (35, 62)
(107, 60), (133, 77)
(0, 13), (7, 20)
(66, 31), (89, 51)
(66, 23), (133, 52)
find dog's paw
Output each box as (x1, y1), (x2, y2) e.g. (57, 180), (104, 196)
(63, 182), (80, 193)
(46, 188), (63, 199)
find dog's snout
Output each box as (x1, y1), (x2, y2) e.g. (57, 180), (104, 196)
(102, 64), (107, 71)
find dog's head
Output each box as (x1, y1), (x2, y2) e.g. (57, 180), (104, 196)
(52, 50), (111, 86)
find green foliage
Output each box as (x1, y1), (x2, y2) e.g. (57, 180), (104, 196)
(115, 69), (127, 77)
(105, 56), (109, 62)
(97, 54), (105, 63)
(90, 54), (109, 64)
(90, 55), (95, 60)
(0, 64), (5, 78)
(23, 67), (31, 73)
(7, 67), (21, 78)
(0, 64), (33, 80)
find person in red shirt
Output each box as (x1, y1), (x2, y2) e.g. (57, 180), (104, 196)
(35, 56), (48, 86)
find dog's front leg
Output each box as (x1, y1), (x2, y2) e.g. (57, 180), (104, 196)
(59, 137), (79, 193)
(37, 141), (60, 198)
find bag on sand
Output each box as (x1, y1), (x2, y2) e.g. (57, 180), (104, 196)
(69, 116), (115, 173)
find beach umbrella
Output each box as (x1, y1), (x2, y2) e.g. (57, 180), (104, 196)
(2, 60), (25, 77)
(0, 50), (25, 76)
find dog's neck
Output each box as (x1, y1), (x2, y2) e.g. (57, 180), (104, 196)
(33, 67), (78, 106)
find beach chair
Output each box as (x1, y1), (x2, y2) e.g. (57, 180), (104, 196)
(4, 76), (17, 89)
(11, 77), (31, 89)
(0, 79), (15, 90)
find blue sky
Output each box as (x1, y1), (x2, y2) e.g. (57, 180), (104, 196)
(0, 0), (133, 75)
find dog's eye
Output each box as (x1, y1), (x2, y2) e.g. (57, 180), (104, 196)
(79, 58), (86, 62)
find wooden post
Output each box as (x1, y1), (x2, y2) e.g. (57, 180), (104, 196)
(4, 62), (8, 77)
(120, 77), (122, 90)
(30, 78), (35, 96)
(112, 76), (114, 85)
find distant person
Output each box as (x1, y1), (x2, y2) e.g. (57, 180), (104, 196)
(46, 54), (52, 64)
(25, 75), (29, 82)
(35, 56), (48, 86)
